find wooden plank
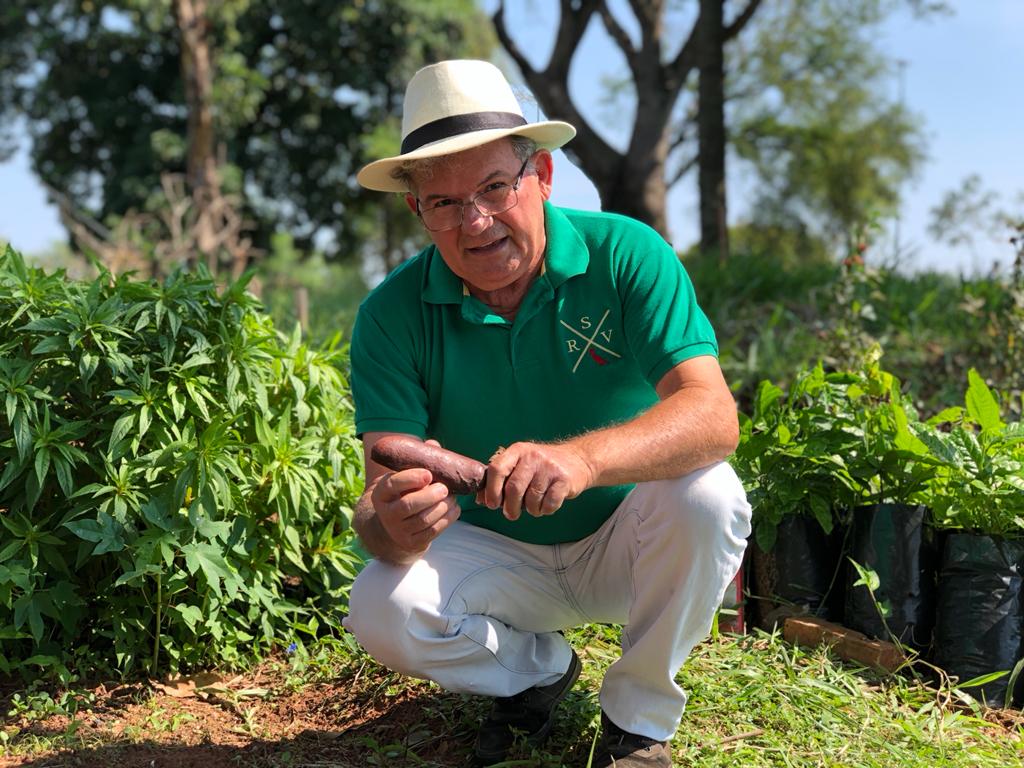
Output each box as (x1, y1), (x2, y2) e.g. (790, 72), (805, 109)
(783, 616), (907, 673)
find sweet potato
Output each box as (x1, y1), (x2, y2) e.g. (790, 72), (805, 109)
(370, 435), (487, 495)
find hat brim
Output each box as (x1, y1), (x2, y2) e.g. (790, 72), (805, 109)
(356, 120), (576, 193)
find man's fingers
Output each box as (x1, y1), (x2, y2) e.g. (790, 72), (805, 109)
(502, 460), (540, 520)
(523, 483), (548, 517)
(407, 496), (461, 542)
(375, 467), (434, 501)
(540, 480), (569, 516)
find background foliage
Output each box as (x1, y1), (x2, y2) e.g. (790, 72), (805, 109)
(0, 0), (491, 262)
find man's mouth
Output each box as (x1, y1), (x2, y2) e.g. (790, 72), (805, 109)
(466, 236), (508, 256)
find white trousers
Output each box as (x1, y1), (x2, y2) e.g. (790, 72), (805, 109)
(343, 461), (751, 742)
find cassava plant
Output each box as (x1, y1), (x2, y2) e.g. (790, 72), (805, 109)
(0, 245), (364, 679)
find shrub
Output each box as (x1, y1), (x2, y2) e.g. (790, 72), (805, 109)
(0, 245), (364, 679)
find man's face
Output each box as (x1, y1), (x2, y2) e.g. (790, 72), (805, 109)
(405, 140), (553, 294)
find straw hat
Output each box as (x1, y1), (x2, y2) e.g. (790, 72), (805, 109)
(356, 59), (576, 192)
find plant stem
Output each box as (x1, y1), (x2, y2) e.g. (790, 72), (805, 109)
(151, 573), (162, 676)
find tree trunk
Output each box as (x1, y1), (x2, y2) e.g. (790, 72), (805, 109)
(174, 0), (234, 274)
(697, 0), (729, 261)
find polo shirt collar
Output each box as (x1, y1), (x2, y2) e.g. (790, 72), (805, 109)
(422, 246), (463, 305)
(420, 202), (589, 305)
(541, 202), (589, 288)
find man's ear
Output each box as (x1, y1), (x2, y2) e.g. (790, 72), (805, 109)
(533, 150), (554, 201)
(404, 193), (418, 214)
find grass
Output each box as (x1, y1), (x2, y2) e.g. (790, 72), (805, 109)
(2, 624), (1021, 767)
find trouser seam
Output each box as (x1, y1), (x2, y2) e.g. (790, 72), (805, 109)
(553, 542), (593, 623)
(458, 623), (565, 678)
(621, 505), (642, 650)
(439, 561), (563, 634)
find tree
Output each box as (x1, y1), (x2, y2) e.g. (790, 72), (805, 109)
(730, 0), (927, 256)
(493, 0), (762, 247)
(697, 0), (731, 260)
(928, 175), (1023, 255)
(0, 0), (492, 266)
(493, 0), (928, 259)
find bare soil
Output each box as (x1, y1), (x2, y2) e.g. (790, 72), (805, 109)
(0, 658), (494, 768)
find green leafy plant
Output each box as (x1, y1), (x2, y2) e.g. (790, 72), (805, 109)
(917, 369), (1024, 538)
(734, 362), (864, 551)
(841, 349), (937, 506)
(0, 245), (365, 679)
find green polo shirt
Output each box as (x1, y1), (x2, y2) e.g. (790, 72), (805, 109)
(351, 203), (718, 544)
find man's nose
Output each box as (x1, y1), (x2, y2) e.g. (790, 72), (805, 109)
(460, 202), (493, 233)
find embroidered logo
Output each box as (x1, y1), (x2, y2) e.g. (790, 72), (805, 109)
(560, 309), (622, 372)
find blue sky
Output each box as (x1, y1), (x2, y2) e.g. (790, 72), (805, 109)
(2, 1), (1021, 275)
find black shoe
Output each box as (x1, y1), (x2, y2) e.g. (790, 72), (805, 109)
(472, 649), (582, 764)
(592, 711), (673, 767)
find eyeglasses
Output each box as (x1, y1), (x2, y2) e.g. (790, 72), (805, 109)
(415, 157), (531, 232)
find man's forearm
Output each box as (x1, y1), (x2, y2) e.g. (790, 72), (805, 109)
(567, 383), (738, 488)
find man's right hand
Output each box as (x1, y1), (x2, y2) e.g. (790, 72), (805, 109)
(369, 467), (462, 556)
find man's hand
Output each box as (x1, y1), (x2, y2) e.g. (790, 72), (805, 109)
(479, 442), (596, 521)
(370, 468), (461, 556)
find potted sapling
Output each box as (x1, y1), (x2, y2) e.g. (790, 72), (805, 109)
(841, 352), (940, 650)
(735, 363), (862, 627)
(918, 370), (1024, 708)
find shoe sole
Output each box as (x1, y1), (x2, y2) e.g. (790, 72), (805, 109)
(473, 650), (582, 762)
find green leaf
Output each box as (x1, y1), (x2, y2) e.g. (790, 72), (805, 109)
(282, 525), (306, 570)
(64, 519), (103, 543)
(965, 368), (1004, 433)
(30, 336), (67, 354)
(0, 539), (24, 564)
(754, 520), (777, 553)
(33, 447), (51, 488)
(114, 564), (163, 587)
(809, 494), (833, 534)
(197, 516), (232, 542)
(777, 423), (791, 445)
(13, 411), (31, 461)
(181, 542), (233, 596)
(849, 558), (881, 592)
(138, 404), (152, 440)
(109, 412), (135, 452)
(79, 352), (99, 382)
(180, 352), (215, 370)
(174, 604), (204, 631)
(0, 458), (25, 494)
(755, 381), (784, 421)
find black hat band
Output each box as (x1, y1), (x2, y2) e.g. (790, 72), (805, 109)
(401, 111), (528, 155)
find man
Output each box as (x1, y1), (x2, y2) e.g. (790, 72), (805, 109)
(343, 59), (751, 767)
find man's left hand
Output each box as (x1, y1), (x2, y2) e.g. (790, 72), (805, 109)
(479, 442), (596, 520)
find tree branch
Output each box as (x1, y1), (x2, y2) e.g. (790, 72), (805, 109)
(598, 1), (639, 73)
(492, 1), (536, 81)
(493, 0), (619, 179)
(667, 152), (698, 188)
(669, 118), (696, 154)
(667, 20), (700, 90)
(725, 0), (764, 40)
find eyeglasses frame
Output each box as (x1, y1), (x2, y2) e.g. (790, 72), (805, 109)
(414, 156), (532, 232)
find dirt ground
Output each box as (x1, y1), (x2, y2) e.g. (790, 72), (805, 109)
(0, 660), (493, 768)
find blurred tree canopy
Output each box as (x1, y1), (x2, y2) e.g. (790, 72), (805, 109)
(0, 0), (493, 262)
(730, 0), (927, 256)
